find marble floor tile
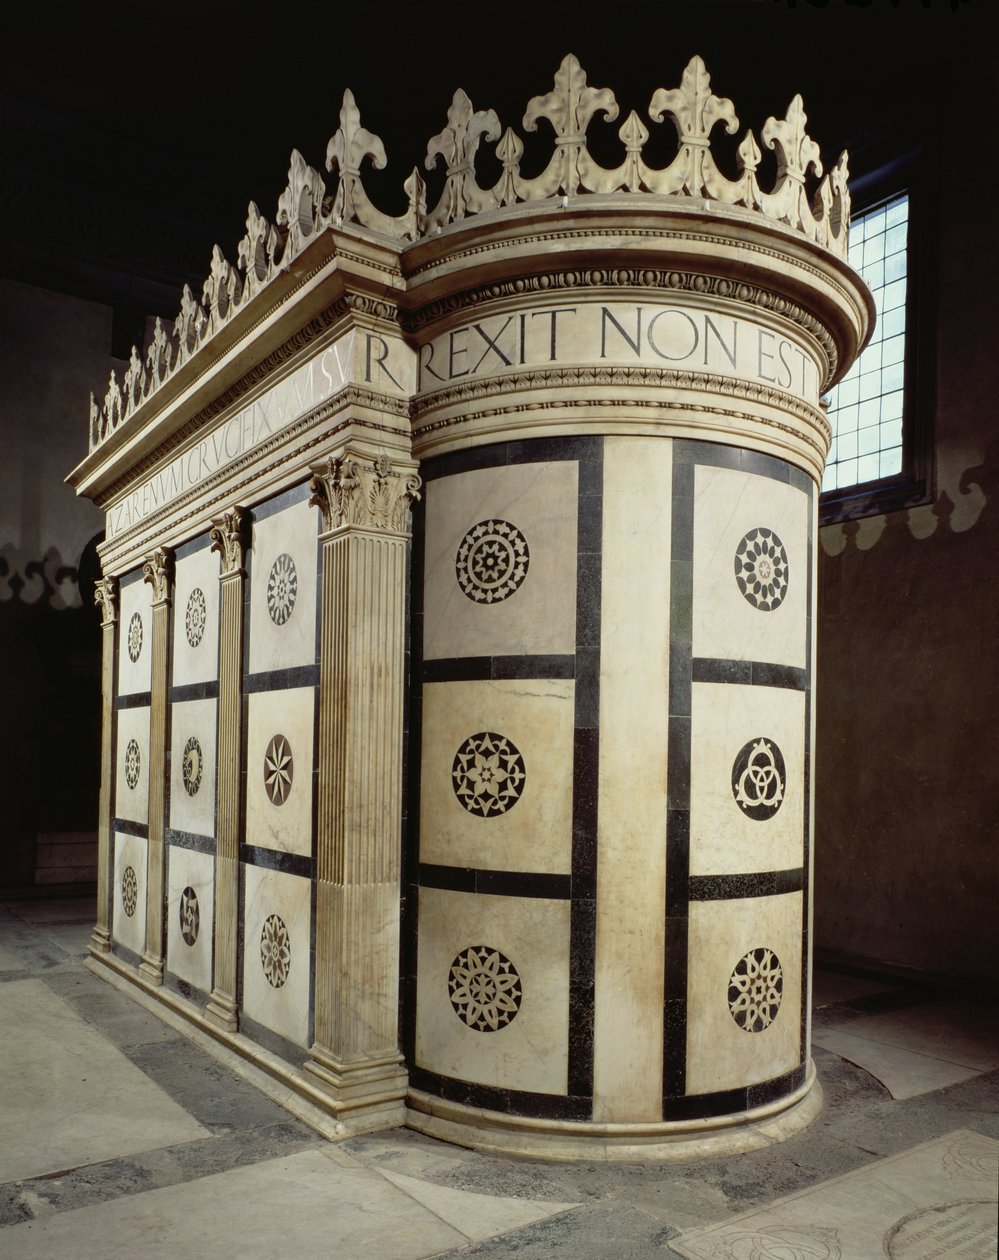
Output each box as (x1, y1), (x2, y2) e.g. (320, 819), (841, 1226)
(811, 968), (900, 1008)
(33, 921), (94, 957)
(810, 1026), (984, 1100)
(0, 898), (94, 925)
(671, 1129), (998, 1260)
(0, 942), (23, 971)
(835, 999), (999, 1071)
(0, 979), (209, 1182)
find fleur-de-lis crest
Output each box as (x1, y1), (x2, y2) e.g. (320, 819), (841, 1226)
(426, 89), (501, 226)
(146, 316), (172, 387)
(238, 201), (278, 285)
(203, 244), (239, 325)
(649, 56), (738, 147)
(762, 95), (822, 182)
(123, 345), (145, 416)
(175, 284), (206, 361)
(326, 90), (388, 227)
(524, 53), (618, 142)
(277, 149), (327, 259)
(104, 370), (123, 431)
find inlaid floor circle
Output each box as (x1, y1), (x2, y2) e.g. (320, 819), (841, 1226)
(263, 735), (293, 805)
(182, 736), (203, 797)
(260, 913), (291, 988)
(124, 739), (141, 790)
(448, 945), (523, 1032)
(731, 737), (786, 820)
(185, 587), (207, 647)
(455, 519), (530, 604)
(122, 865), (138, 917)
(127, 611), (143, 662)
(266, 553), (298, 625)
(452, 731), (526, 818)
(728, 946), (783, 1032)
(734, 527), (789, 611)
(179, 886), (200, 946)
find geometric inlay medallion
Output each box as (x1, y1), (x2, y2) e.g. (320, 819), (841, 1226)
(732, 737), (786, 820)
(122, 865), (138, 917)
(266, 553), (298, 625)
(728, 946), (783, 1032)
(448, 945), (523, 1032)
(455, 519), (530, 604)
(185, 587), (207, 647)
(124, 738), (141, 790)
(182, 736), (203, 797)
(451, 732), (526, 818)
(734, 527), (789, 611)
(179, 886), (200, 946)
(127, 611), (143, 661)
(263, 735), (293, 805)
(260, 913), (291, 988)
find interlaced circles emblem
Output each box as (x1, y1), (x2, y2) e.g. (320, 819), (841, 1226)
(732, 737), (785, 820)
(124, 739), (141, 790)
(179, 886), (199, 946)
(182, 736), (203, 797)
(127, 611), (143, 662)
(449, 946), (523, 1032)
(728, 947), (783, 1032)
(266, 553), (298, 625)
(122, 865), (138, 917)
(260, 914), (291, 988)
(185, 587), (207, 647)
(452, 732), (526, 818)
(455, 519), (530, 604)
(734, 527), (789, 611)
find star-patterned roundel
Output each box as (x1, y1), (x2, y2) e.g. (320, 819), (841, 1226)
(455, 520), (530, 604)
(448, 945), (523, 1032)
(260, 914), (291, 988)
(124, 739), (141, 790)
(185, 587), (207, 647)
(182, 736), (203, 797)
(127, 612), (143, 662)
(266, 553), (298, 625)
(734, 527), (789, 611)
(451, 732), (526, 818)
(263, 735), (293, 805)
(122, 865), (138, 917)
(728, 947), (783, 1032)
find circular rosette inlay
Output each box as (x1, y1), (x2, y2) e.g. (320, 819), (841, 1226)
(182, 736), (203, 797)
(732, 737), (786, 820)
(266, 553), (298, 625)
(179, 886), (199, 946)
(127, 611), (143, 662)
(263, 735), (293, 805)
(122, 865), (138, 917)
(455, 519), (530, 604)
(124, 738), (141, 790)
(734, 527), (789, 611)
(185, 587), (207, 647)
(728, 947), (783, 1032)
(451, 731), (526, 818)
(448, 945), (523, 1032)
(260, 914), (291, 988)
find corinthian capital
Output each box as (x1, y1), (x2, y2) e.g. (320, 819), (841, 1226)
(142, 547), (173, 605)
(310, 452), (421, 535)
(94, 576), (118, 625)
(210, 506), (246, 577)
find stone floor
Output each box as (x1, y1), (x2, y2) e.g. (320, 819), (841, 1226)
(0, 893), (996, 1259)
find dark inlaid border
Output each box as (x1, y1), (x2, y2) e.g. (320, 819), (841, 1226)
(116, 691), (152, 710)
(422, 655), (574, 683)
(166, 827), (216, 856)
(243, 664), (319, 693)
(240, 845), (314, 880)
(113, 817), (149, 839)
(169, 680), (220, 704)
(419, 864), (571, 899)
(663, 438), (813, 1119)
(410, 1066), (592, 1121)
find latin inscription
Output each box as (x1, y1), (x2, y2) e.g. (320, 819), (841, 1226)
(418, 303), (819, 401)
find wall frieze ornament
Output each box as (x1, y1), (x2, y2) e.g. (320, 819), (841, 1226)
(310, 453), (422, 534)
(94, 575), (119, 625)
(142, 547), (174, 605)
(209, 507), (246, 577)
(85, 53), (854, 455)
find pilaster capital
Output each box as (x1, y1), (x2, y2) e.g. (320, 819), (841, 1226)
(142, 546), (174, 606)
(210, 506), (247, 578)
(94, 575), (118, 626)
(309, 452), (421, 536)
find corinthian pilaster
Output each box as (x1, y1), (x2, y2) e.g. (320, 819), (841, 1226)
(304, 451), (420, 1131)
(139, 547), (172, 984)
(205, 507), (245, 1032)
(91, 576), (118, 955)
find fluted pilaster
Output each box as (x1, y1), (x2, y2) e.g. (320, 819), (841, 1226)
(91, 576), (118, 955)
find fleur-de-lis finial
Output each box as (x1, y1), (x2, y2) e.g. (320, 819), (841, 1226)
(522, 55), (618, 197)
(326, 90), (390, 229)
(760, 95), (823, 235)
(425, 88), (501, 227)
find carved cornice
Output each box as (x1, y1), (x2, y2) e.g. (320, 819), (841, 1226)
(210, 507), (246, 577)
(310, 453), (422, 535)
(84, 53), (855, 457)
(94, 575), (118, 625)
(142, 547), (174, 605)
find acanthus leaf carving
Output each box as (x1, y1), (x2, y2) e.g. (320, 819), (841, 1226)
(142, 546), (174, 605)
(309, 452), (421, 534)
(94, 575), (118, 624)
(209, 506), (246, 577)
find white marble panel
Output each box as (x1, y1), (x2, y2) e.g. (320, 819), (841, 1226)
(112, 829), (148, 956)
(117, 577), (152, 696)
(171, 545), (220, 686)
(685, 893), (802, 1095)
(245, 686), (314, 856)
(166, 846), (214, 992)
(420, 679), (574, 874)
(115, 705), (150, 825)
(423, 462), (578, 661)
(247, 498), (318, 675)
(242, 863), (311, 1047)
(689, 682), (805, 876)
(168, 698), (216, 838)
(416, 887), (570, 1094)
(692, 465), (809, 668)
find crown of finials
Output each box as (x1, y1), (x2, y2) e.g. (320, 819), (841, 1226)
(88, 55), (851, 453)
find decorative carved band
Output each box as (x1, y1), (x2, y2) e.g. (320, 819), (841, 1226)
(310, 453), (422, 535)
(94, 575), (119, 625)
(142, 547), (173, 605)
(210, 507), (246, 577)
